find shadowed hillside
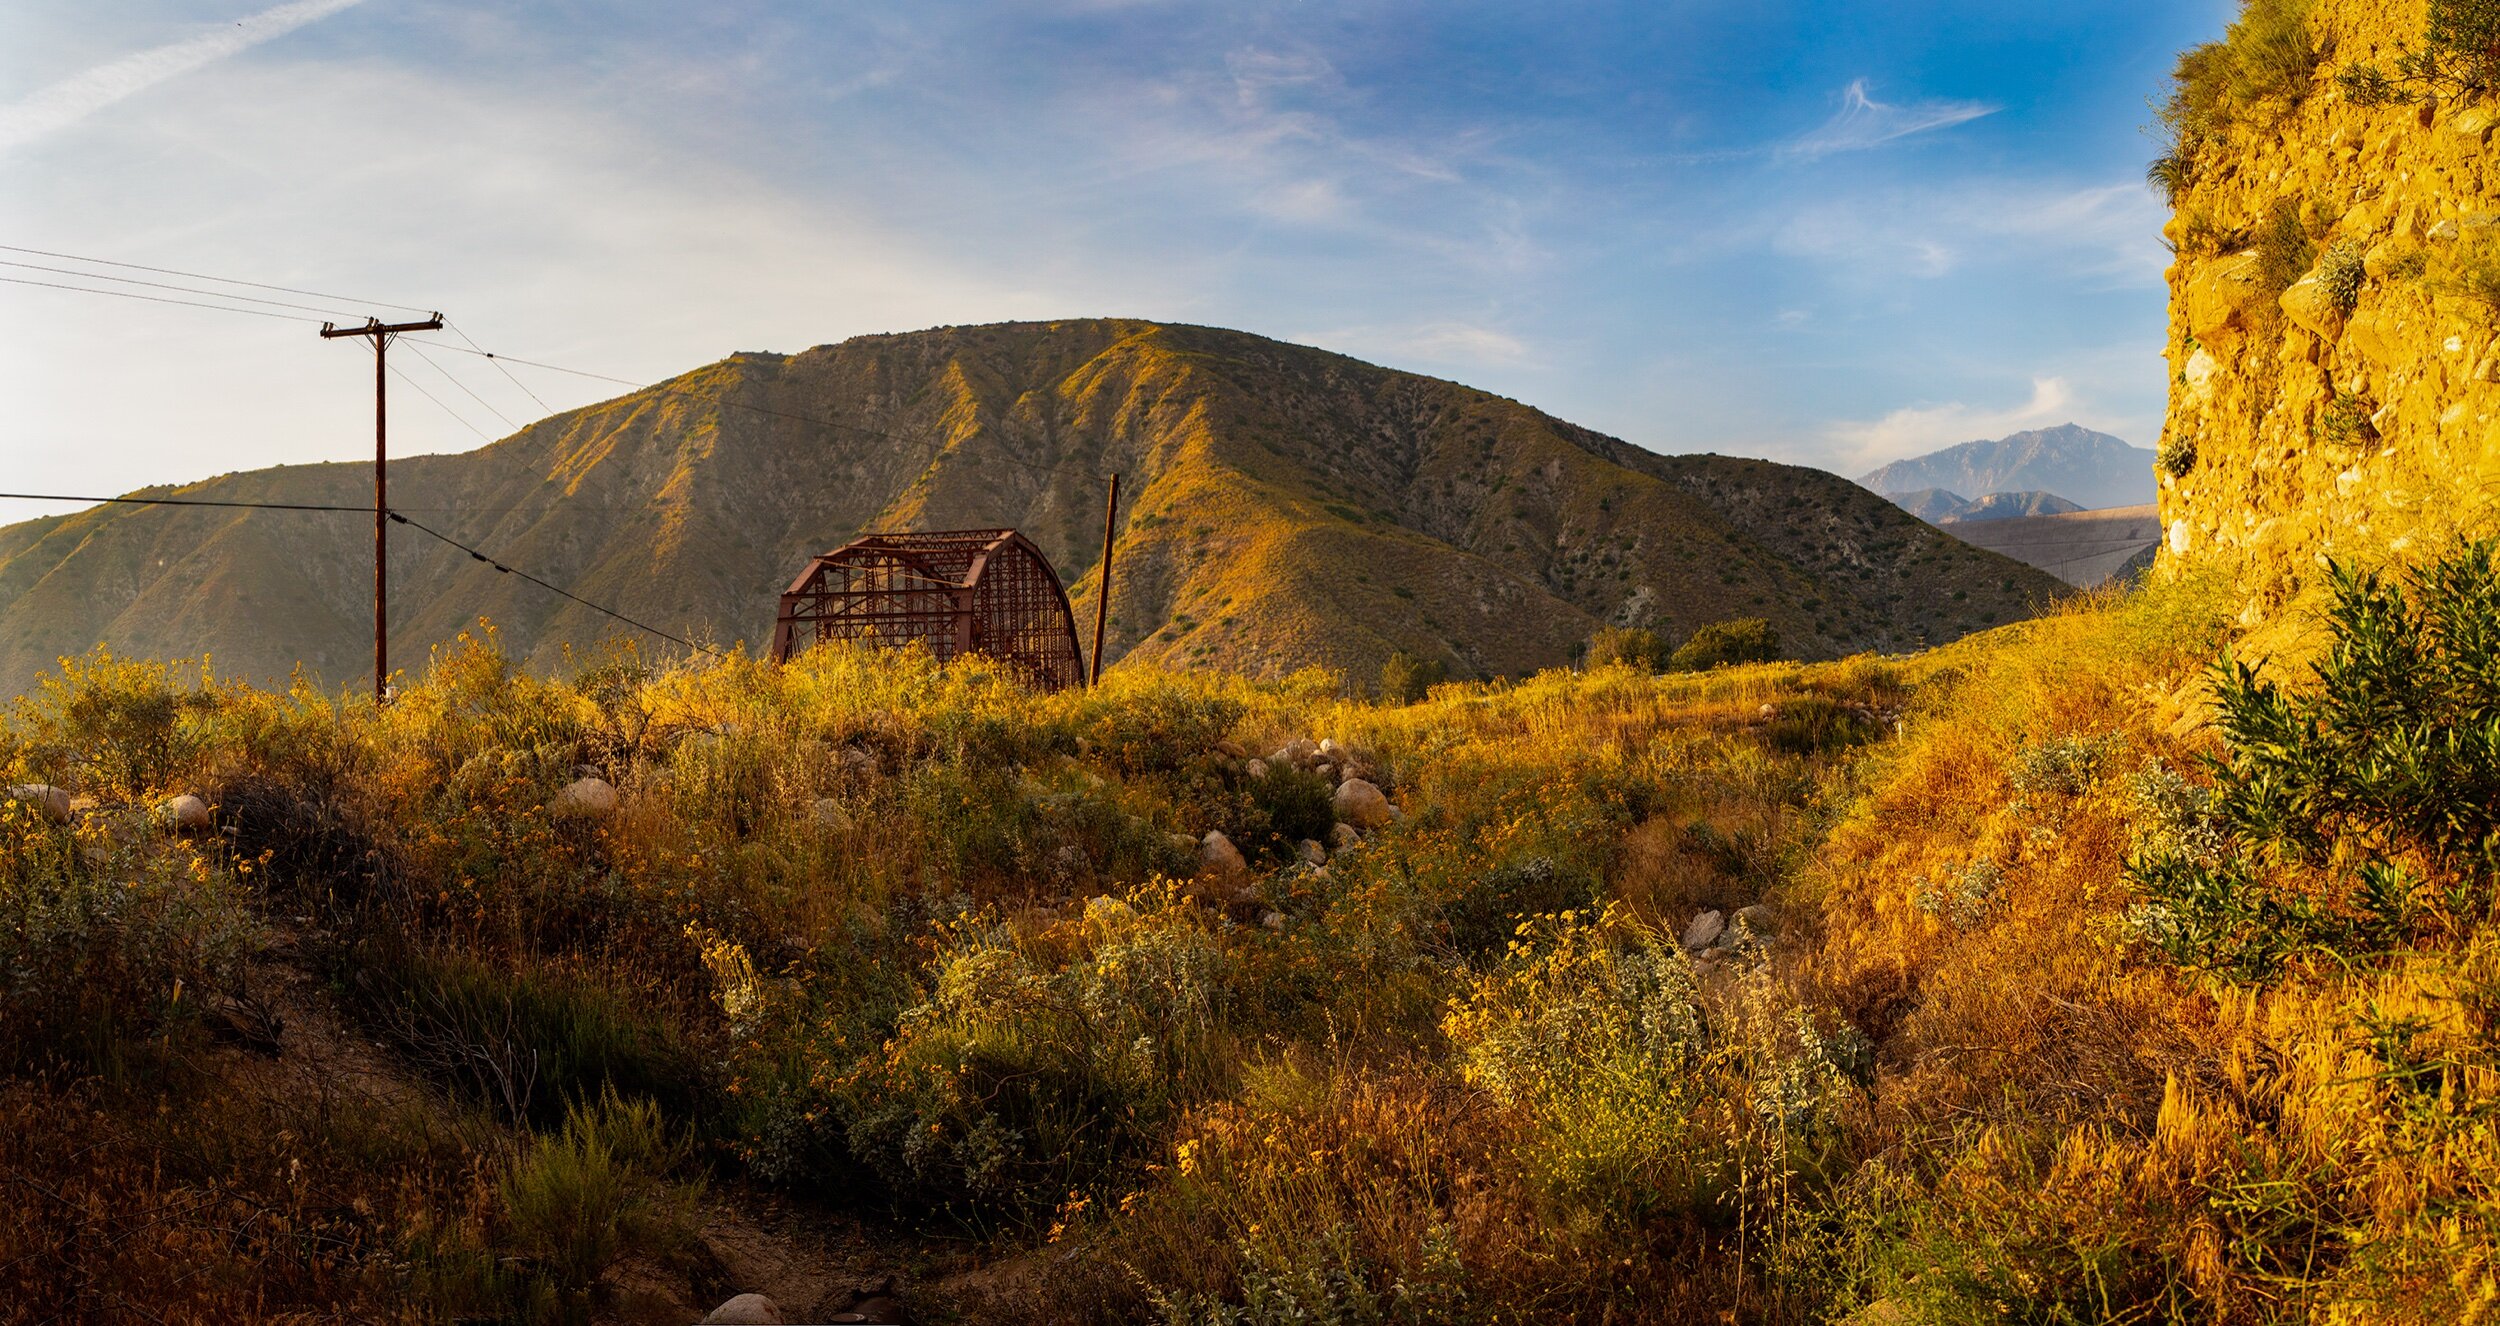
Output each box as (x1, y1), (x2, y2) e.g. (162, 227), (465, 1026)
(0, 320), (2063, 695)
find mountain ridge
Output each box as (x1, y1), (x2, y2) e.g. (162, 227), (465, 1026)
(1861, 423), (2156, 510)
(0, 320), (2066, 695)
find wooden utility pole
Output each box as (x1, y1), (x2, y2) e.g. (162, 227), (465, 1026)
(1089, 472), (1120, 686)
(319, 313), (443, 705)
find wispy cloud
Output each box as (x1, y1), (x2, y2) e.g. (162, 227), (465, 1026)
(1772, 179), (2166, 286)
(0, 0), (368, 154)
(1782, 79), (1994, 159)
(1825, 375), (2081, 473)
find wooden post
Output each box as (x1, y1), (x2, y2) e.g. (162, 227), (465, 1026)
(319, 314), (444, 704)
(1090, 472), (1120, 687)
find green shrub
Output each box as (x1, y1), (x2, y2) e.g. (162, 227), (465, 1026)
(1379, 652), (1446, 705)
(0, 812), (259, 1072)
(2318, 393), (2378, 446)
(2430, 0), (2500, 91)
(1584, 626), (1669, 673)
(2156, 429), (2199, 480)
(2319, 238), (2367, 314)
(13, 650), (213, 801)
(1442, 856), (1602, 957)
(2127, 545), (2500, 982)
(1073, 685), (1244, 777)
(2437, 230), (2500, 309)
(2331, 0), (2500, 104)
(500, 1089), (699, 1304)
(2152, 0), (2322, 188)
(1443, 910), (1730, 1217)
(845, 890), (1236, 1224)
(348, 944), (703, 1126)
(1761, 696), (1886, 757)
(2336, 60), (2408, 105)
(1672, 619), (1780, 672)
(2225, 0), (2324, 104)
(2255, 201), (2318, 296)
(1247, 764), (1337, 851)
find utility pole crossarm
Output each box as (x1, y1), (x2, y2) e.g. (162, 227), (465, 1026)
(319, 313), (443, 705)
(319, 315), (443, 338)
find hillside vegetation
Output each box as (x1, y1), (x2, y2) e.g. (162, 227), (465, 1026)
(11, 528), (2500, 1320)
(0, 320), (2061, 697)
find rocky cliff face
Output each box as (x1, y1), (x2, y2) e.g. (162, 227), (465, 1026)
(2159, 0), (2500, 612)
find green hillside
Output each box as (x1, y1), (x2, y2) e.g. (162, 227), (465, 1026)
(0, 320), (2065, 695)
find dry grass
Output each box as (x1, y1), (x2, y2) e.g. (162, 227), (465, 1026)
(5, 550), (2498, 1321)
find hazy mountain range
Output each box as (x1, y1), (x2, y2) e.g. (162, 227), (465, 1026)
(0, 320), (2066, 697)
(1889, 489), (2088, 524)
(1860, 424), (2156, 511)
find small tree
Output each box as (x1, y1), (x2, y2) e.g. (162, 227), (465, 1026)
(1379, 651), (1446, 704)
(1583, 626), (1669, 673)
(1671, 619), (1780, 672)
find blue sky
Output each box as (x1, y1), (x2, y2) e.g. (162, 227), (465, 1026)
(0, 0), (2232, 504)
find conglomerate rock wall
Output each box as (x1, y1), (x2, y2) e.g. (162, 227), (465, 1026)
(2159, 0), (2500, 612)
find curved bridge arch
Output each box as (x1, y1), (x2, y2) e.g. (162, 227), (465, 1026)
(769, 528), (1086, 691)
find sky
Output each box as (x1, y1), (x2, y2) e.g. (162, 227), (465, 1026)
(0, 0), (2234, 507)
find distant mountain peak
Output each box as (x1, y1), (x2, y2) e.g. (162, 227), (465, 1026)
(1859, 422), (2154, 511)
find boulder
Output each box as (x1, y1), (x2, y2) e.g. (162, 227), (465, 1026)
(1682, 909), (1727, 952)
(1199, 831), (1247, 880)
(1333, 778), (1393, 830)
(1733, 903), (1774, 937)
(1214, 739), (1249, 760)
(812, 797), (853, 832)
(1319, 737), (1345, 759)
(1329, 822), (1361, 852)
(1297, 839), (1328, 866)
(704, 1294), (785, 1325)
(1167, 832), (1200, 856)
(2181, 251), (2263, 341)
(159, 794), (212, 834)
(1245, 758), (1270, 779)
(2279, 272), (2342, 341)
(1262, 911), (1289, 932)
(839, 745), (881, 776)
(551, 777), (618, 821)
(7, 784), (72, 824)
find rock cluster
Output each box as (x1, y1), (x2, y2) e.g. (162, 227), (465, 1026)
(1182, 734), (1400, 907)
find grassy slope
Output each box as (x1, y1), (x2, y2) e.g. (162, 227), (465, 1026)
(10, 547), (2500, 1320)
(0, 320), (2064, 696)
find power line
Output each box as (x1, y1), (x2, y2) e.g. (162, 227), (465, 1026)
(0, 491), (731, 661)
(0, 274), (316, 322)
(0, 258), (361, 320)
(0, 242), (432, 316)
(385, 359), (493, 442)
(9, 248), (1109, 489)
(0, 491), (371, 513)
(5, 245), (1097, 486)
(387, 512), (730, 658)
(403, 340), (522, 433)
(448, 321), (553, 414)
